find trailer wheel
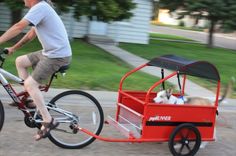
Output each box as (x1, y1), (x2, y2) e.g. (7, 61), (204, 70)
(168, 123), (201, 156)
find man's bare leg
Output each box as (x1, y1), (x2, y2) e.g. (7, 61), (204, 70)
(24, 76), (52, 140)
(15, 55), (31, 80)
(24, 76), (51, 122)
(15, 54), (56, 140)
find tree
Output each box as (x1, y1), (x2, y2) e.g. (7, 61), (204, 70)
(52, 0), (72, 14)
(1, 0), (135, 23)
(159, 0), (236, 48)
(222, 1), (236, 31)
(73, 0), (136, 22)
(0, 0), (136, 37)
(0, 0), (69, 25)
(152, 0), (160, 20)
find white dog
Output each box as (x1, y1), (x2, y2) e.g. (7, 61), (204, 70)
(153, 89), (185, 105)
(153, 78), (234, 106)
(153, 89), (214, 106)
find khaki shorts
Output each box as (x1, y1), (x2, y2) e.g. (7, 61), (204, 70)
(27, 51), (71, 83)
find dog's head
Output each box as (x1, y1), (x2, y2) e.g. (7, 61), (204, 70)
(153, 89), (173, 104)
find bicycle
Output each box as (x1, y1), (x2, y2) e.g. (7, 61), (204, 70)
(0, 49), (104, 149)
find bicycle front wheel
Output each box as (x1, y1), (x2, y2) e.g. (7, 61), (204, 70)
(0, 100), (4, 132)
(48, 90), (104, 149)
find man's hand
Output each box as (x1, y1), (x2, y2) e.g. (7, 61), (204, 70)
(0, 35), (3, 45)
(5, 47), (16, 55)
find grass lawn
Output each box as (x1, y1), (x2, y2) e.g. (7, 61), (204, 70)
(120, 34), (236, 97)
(1, 39), (162, 92)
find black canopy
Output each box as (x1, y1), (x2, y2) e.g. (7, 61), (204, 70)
(147, 55), (220, 81)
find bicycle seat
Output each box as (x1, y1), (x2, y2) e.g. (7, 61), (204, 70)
(56, 64), (69, 74)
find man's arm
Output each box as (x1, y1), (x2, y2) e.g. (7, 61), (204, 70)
(0, 19), (30, 44)
(11, 27), (37, 52)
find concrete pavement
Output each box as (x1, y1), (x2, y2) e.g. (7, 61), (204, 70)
(0, 71), (235, 156)
(0, 88), (236, 156)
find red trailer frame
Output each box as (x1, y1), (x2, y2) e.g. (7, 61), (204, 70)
(79, 55), (221, 156)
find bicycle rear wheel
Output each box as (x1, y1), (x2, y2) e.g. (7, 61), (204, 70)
(48, 90), (104, 149)
(0, 100), (4, 132)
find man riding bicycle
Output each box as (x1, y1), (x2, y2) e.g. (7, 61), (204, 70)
(0, 0), (72, 141)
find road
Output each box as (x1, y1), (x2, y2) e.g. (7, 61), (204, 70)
(151, 25), (236, 50)
(0, 90), (236, 156)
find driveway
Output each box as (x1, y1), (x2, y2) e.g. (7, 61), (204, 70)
(0, 90), (236, 156)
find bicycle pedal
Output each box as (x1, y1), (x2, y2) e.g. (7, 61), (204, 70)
(9, 102), (18, 107)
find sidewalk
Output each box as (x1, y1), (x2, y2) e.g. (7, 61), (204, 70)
(0, 85), (118, 107)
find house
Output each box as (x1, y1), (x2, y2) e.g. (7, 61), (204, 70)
(0, 0), (152, 44)
(153, 9), (208, 28)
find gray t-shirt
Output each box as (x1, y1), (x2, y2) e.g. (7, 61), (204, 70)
(24, 1), (72, 58)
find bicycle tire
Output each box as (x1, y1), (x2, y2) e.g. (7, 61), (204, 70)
(47, 90), (104, 149)
(0, 100), (4, 132)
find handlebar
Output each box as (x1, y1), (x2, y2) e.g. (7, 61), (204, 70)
(0, 48), (9, 67)
(0, 49), (9, 55)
